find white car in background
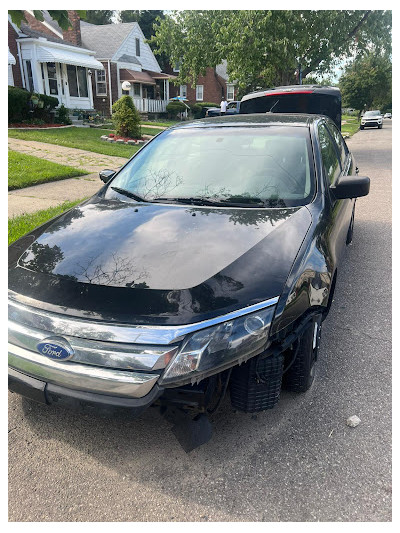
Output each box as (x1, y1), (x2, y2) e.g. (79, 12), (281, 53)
(384, 112), (392, 119)
(360, 110), (383, 130)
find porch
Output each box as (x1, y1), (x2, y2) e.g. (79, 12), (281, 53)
(119, 68), (173, 115)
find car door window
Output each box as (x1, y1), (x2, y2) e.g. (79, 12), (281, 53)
(318, 123), (341, 185)
(326, 121), (348, 167)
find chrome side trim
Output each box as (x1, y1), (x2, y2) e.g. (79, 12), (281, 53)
(8, 297), (279, 345)
(8, 343), (159, 398)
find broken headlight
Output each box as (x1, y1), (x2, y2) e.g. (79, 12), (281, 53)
(159, 305), (276, 386)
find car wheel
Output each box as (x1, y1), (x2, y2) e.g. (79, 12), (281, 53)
(360, 126), (364, 130)
(346, 205), (355, 245)
(378, 124), (383, 129)
(282, 317), (322, 393)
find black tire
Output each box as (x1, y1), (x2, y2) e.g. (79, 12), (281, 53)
(378, 124), (383, 129)
(346, 205), (355, 245)
(282, 317), (322, 393)
(360, 126), (364, 130)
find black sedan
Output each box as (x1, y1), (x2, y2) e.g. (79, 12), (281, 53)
(8, 114), (369, 450)
(205, 100), (241, 117)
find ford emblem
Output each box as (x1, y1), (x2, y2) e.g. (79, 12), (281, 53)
(36, 337), (75, 361)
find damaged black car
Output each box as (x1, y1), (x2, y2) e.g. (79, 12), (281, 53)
(8, 114), (369, 451)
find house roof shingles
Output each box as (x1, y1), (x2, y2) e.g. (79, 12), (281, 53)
(80, 22), (138, 59)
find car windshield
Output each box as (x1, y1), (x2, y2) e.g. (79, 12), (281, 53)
(106, 126), (315, 207)
(364, 110), (381, 117)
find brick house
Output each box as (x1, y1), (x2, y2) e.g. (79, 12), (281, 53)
(8, 11), (104, 111)
(8, 11), (174, 117)
(168, 61), (236, 105)
(79, 20), (174, 117)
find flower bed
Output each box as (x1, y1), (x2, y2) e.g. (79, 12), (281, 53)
(100, 133), (150, 145)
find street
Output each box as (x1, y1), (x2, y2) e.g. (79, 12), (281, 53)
(8, 121), (392, 522)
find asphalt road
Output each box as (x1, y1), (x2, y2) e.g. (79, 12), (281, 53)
(8, 121), (392, 522)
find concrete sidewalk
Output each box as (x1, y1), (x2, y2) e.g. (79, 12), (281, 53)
(8, 138), (129, 217)
(8, 174), (102, 217)
(8, 138), (128, 174)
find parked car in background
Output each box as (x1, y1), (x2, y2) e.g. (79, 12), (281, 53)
(240, 85), (342, 130)
(384, 112), (392, 119)
(8, 113), (369, 451)
(361, 110), (383, 129)
(206, 101), (241, 117)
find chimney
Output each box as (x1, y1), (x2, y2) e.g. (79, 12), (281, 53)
(62, 11), (81, 46)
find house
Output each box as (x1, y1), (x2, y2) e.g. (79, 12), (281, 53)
(80, 21), (174, 116)
(8, 11), (105, 111)
(168, 60), (236, 105)
(8, 11), (174, 117)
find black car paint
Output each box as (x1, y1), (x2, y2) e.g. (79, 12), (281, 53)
(206, 101), (241, 117)
(8, 114), (355, 340)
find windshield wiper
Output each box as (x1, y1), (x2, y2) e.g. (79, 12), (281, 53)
(153, 196), (272, 208)
(110, 187), (147, 202)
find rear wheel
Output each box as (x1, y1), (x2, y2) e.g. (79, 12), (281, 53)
(282, 317), (322, 393)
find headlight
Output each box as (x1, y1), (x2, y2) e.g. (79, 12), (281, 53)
(159, 305), (275, 386)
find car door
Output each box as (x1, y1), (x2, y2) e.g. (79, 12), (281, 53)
(226, 102), (238, 115)
(317, 120), (354, 266)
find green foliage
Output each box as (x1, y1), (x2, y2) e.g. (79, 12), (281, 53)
(8, 10), (86, 30)
(84, 10), (114, 25)
(151, 10), (392, 94)
(166, 101), (187, 118)
(55, 104), (72, 125)
(191, 102), (219, 119)
(339, 53), (392, 114)
(8, 150), (86, 190)
(112, 96), (142, 138)
(8, 86), (30, 122)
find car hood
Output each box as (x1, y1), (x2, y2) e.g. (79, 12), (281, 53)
(9, 198), (312, 325)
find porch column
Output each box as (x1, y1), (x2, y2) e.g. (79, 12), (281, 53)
(166, 79), (170, 101)
(87, 69), (94, 110)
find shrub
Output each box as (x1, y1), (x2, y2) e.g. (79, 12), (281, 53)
(191, 102), (219, 119)
(8, 86), (30, 123)
(112, 95), (141, 138)
(55, 104), (71, 125)
(166, 101), (187, 119)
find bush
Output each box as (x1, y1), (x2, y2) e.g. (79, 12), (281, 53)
(112, 95), (141, 138)
(55, 104), (71, 125)
(166, 101), (187, 119)
(191, 102), (219, 119)
(8, 86), (59, 123)
(8, 86), (30, 123)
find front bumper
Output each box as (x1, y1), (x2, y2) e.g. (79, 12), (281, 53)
(361, 120), (382, 127)
(8, 366), (163, 417)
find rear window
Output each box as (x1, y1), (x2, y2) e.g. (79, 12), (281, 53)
(240, 92), (342, 130)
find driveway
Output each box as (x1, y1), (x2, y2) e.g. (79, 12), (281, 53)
(8, 123), (392, 522)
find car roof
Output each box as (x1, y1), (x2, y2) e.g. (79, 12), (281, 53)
(169, 113), (318, 130)
(241, 85), (341, 102)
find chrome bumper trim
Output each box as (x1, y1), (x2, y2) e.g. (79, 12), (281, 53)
(8, 296), (279, 345)
(8, 343), (159, 398)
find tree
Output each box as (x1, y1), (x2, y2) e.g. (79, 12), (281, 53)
(339, 53), (392, 114)
(112, 96), (141, 139)
(118, 10), (165, 39)
(85, 11), (115, 25)
(8, 10), (86, 30)
(151, 10), (392, 94)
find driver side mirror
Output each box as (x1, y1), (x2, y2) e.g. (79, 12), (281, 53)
(99, 169), (116, 184)
(330, 175), (370, 199)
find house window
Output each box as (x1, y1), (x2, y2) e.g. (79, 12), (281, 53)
(47, 63), (58, 95)
(196, 85), (203, 101)
(67, 65), (88, 98)
(133, 83), (141, 96)
(136, 38), (140, 57)
(180, 85), (187, 98)
(8, 64), (14, 86)
(173, 62), (180, 73)
(227, 84), (235, 101)
(96, 70), (107, 96)
(25, 60), (34, 92)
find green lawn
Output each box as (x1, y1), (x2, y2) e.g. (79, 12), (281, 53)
(8, 150), (87, 191)
(8, 200), (83, 245)
(341, 114), (360, 137)
(142, 120), (180, 127)
(8, 127), (141, 158)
